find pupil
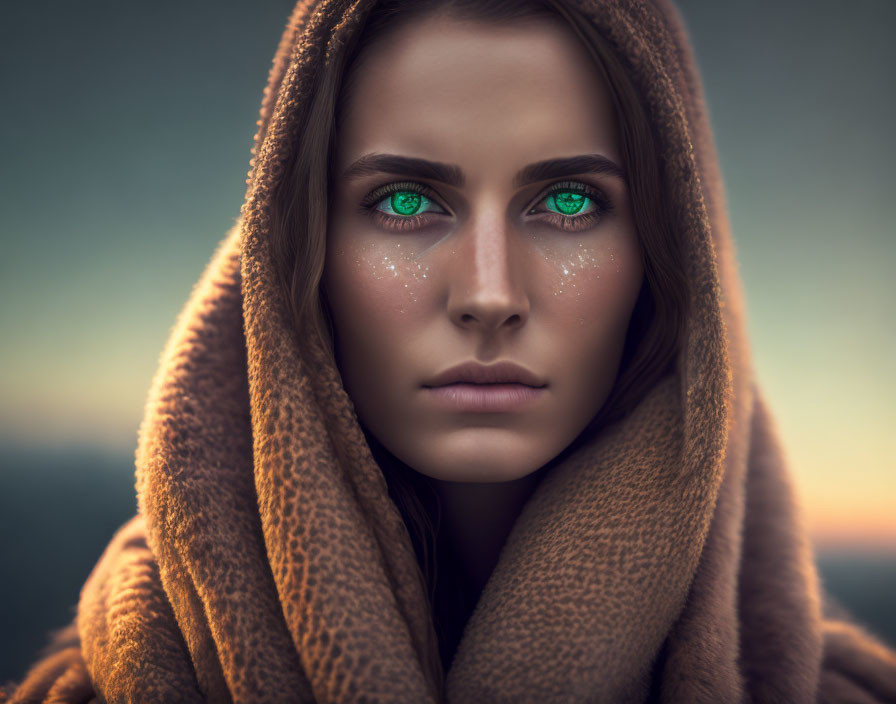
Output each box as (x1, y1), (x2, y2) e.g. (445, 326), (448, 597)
(554, 192), (585, 215)
(392, 192), (421, 216)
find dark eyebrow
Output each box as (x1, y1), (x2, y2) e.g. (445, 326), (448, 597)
(341, 153), (625, 189)
(342, 153), (465, 188)
(513, 154), (625, 188)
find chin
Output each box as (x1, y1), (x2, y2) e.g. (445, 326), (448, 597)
(398, 428), (561, 483)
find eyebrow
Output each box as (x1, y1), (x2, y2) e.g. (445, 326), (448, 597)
(341, 152), (626, 189)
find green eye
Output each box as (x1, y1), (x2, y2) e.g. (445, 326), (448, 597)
(374, 189), (444, 217)
(390, 191), (423, 216)
(545, 190), (590, 215)
(363, 181), (448, 231)
(528, 182), (610, 232)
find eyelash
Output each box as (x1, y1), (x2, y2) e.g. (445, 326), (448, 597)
(358, 179), (613, 233)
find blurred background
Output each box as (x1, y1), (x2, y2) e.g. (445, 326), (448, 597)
(1, 0), (894, 684)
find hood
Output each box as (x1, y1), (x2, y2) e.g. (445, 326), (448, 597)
(8, 1), (896, 703)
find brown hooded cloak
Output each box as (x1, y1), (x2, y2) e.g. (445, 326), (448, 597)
(3, 0), (896, 702)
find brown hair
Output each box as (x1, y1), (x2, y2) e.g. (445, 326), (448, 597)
(269, 0), (688, 674)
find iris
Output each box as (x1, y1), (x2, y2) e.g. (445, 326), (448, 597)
(550, 191), (586, 215)
(391, 191), (422, 215)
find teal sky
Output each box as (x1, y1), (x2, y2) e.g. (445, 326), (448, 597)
(1, 1), (894, 544)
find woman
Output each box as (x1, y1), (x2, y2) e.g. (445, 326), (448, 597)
(4, 0), (896, 702)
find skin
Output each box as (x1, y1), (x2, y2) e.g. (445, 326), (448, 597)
(324, 13), (643, 594)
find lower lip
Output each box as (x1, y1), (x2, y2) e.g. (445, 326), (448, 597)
(422, 383), (546, 412)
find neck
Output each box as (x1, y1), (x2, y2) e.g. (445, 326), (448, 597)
(363, 430), (553, 670)
(430, 469), (545, 596)
(362, 427), (548, 598)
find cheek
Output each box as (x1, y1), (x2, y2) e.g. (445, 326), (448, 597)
(323, 238), (435, 364)
(535, 228), (643, 396)
(536, 228), (642, 326)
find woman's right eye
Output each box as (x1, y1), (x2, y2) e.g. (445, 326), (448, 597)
(374, 190), (446, 217)
(359, 181), (449, 232)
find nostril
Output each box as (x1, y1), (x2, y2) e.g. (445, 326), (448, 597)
(458, 311), (525, 328)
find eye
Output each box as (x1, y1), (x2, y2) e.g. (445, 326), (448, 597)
(378, 190), (444, 217)
(358, 179), (612, 234)
(360, 181), (448, 232)
(527, 180), (613, 233)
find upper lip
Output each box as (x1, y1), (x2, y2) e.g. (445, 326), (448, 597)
(423, 361), (547, 388)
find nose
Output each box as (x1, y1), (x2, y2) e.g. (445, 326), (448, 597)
(446, 213), (530, 334)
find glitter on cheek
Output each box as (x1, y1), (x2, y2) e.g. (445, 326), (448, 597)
(351, 241), (433, 305)
(547, 242), (603, 298)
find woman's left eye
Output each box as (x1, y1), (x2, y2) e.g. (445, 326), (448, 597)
(529, 181), (608, 218)
(526, 181), (613, 232)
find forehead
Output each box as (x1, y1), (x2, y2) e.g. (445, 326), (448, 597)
(336, 14), (621, 177)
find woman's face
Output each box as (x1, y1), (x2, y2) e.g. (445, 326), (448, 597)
(324, 13), (643, 483)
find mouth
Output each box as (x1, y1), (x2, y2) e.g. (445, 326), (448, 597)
(422, 361), (547, 412)
(422, 360), (547, 388)
(423, 383), (545, 412)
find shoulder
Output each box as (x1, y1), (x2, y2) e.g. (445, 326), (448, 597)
(0, 516), (151, 704)
(818, 592), (896, 703)
(0, 622), (96, 704)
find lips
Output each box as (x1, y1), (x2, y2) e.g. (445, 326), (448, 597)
(421, 361), (547, 413)
(424, 383), (544, 412)
(422, 361), (547, 388)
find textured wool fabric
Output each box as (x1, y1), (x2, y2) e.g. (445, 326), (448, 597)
(4, 0), (896, 702)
